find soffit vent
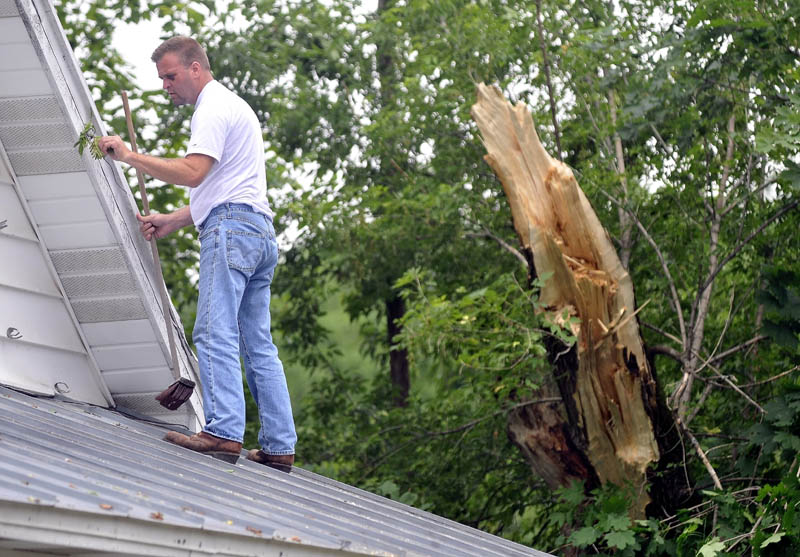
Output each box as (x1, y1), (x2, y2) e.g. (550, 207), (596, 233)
(61, 272), (136, 299)
(8, 148), (84, 175)
(50, 248), (127, 274)
(0, 0), (18, 17)
(71, 296), (148, 323)
(0, 97), (62, 122)
(112, 392), (177, 417)
(0, 122), (73, 150)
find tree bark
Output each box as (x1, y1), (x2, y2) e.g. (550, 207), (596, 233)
(471, 83), (686, 516)
(387, 295), (410, 407)
(376, 0), (410, 406)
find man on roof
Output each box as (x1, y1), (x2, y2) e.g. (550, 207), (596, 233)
(98, 36), (297, 472)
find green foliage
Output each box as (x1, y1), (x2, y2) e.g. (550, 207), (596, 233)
(757, 266), (800, 350)
(73, 122), (104, 159)
(547, 481), (672, 556)
(752, 475), (800, 556)
(288, 271), (565, 544)
(61, 0), (800, 554)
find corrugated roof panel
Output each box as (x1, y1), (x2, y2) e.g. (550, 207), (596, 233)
(0, 385), (552, 557)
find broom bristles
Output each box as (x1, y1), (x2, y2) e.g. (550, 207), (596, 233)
(155, 377), (195, 410)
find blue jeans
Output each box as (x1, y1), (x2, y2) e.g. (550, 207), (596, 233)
(194, 203), (296, 455)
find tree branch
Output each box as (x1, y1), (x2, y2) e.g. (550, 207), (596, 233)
(708, 335), (767, 366)
(720, 176), (777, 218)
(699, 198), (800, 294)
(465, 228), (528, 268)
(699, 356), (766, 414)
(685, 381), (714, 426)
(365, 398), (562, 475)
(703, 287), (736, 369)
(740, 365), (800, 388)
(534, 0), (562, 159)
(431, 398), (563, 437)
(649, 122), (673, 155)
(648, 344), (683, 362)
(642, 321), (683, 346)
(677, 416), (723, 490)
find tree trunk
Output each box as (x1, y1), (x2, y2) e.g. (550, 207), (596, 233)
(376, 0), (410, 406)
(387, 295), (410, 407)
(471, 83), (687, 516)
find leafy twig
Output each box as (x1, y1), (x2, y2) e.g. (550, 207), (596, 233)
(73, 122), (104, 159)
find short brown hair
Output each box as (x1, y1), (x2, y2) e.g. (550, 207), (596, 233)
(151, 36), (210, 70)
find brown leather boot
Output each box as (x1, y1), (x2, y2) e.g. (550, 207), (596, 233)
(246, 449), (295, 473)
(164, 431), (242, 463)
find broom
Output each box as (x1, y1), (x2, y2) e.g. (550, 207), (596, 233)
(121, 91), (195, 410)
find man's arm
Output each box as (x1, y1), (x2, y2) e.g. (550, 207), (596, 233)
(97, 135), (214, 188)
(137, 206), (193, 240)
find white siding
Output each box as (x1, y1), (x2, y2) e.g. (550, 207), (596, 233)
(0, 0), (204, 425)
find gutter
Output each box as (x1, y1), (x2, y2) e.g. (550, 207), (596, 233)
(0, 501), (365, 557)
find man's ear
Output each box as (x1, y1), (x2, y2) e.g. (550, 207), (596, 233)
(190, 60), (202, 75)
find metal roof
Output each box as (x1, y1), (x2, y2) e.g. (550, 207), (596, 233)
(0, 384), (552, 557)
(0, 0), (203, 427)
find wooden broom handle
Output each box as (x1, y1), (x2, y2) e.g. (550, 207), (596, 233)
(121, 91), (179, 373)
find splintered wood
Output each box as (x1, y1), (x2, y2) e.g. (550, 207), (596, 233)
(471, 83), (659, 515)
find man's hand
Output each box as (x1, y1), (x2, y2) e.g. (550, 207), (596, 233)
(137, 209), (192, 240)
(97, 135), (132, 163)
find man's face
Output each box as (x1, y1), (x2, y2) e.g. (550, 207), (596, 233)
(156, 52), (197, 106)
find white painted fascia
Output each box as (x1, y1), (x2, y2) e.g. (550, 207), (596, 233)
(0, 501), (369, 557)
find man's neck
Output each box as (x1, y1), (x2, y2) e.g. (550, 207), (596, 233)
(192, 76), (214, 105)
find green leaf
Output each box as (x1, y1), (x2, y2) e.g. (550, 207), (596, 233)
(569, 526), (599, 547)
(599, 512), (631, 531)
(604, 529), (637, 550)
(557, 480), (585, 506)
(760, 531), (785, 548)
(778, 162), (800, 192)
(697, 538), (726, 557)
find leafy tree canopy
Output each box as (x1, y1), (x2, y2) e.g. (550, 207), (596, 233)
(61, 0), (800, 553)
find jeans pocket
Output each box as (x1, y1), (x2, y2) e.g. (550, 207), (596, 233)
(226, 230), (264, 272)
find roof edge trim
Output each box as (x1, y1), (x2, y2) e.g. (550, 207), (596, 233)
(0, 501), (361, 557)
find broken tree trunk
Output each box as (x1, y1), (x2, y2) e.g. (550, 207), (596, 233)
(471, 83), (674, 516)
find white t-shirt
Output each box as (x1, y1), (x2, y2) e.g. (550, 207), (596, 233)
(186, 80), (272, 226)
